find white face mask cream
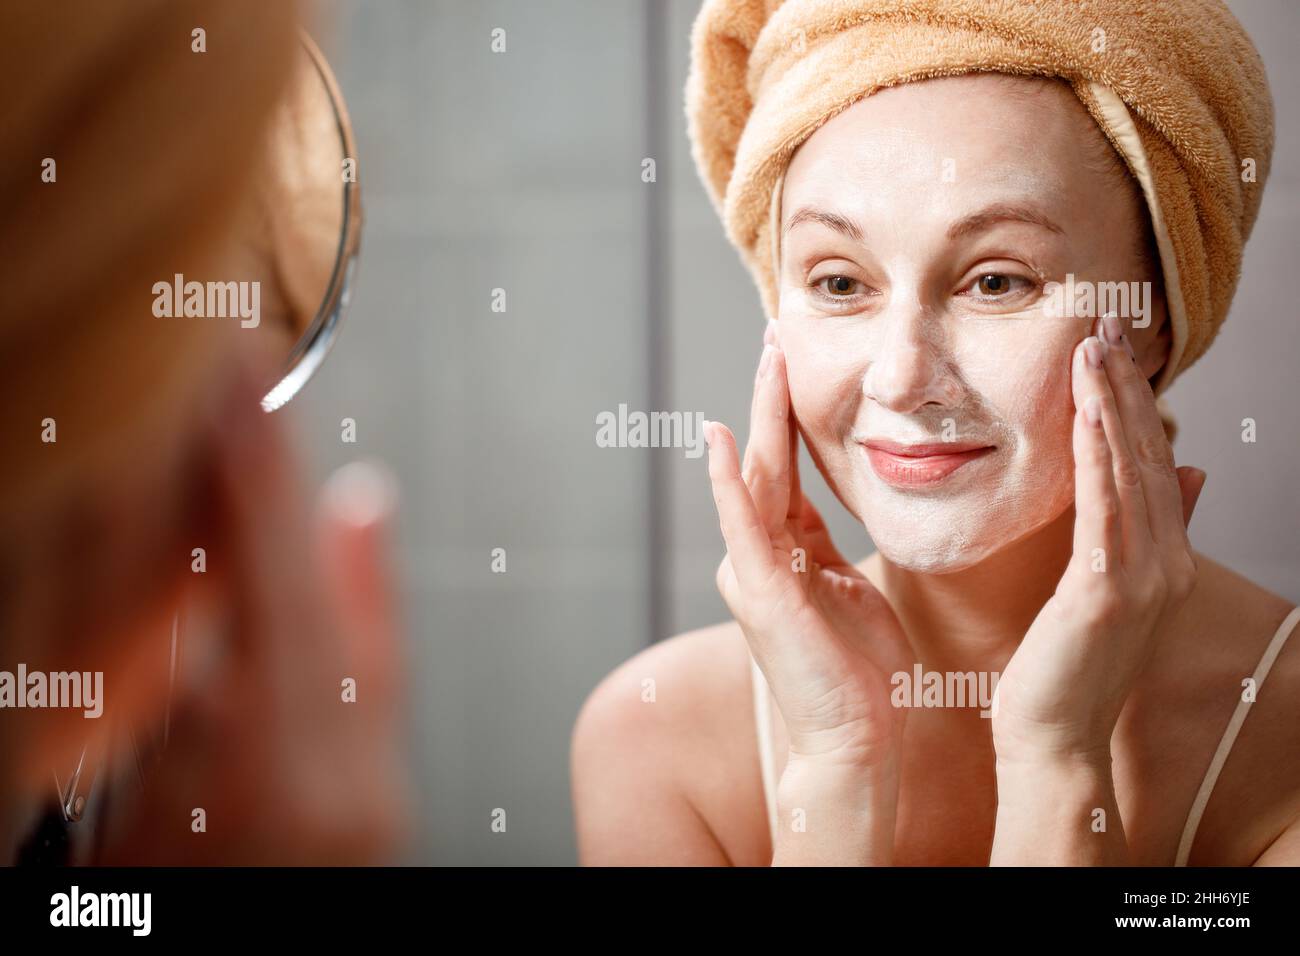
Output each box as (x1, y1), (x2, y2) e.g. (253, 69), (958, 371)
(774, 74), (1159, 573)
(847, 330), (1078, 573)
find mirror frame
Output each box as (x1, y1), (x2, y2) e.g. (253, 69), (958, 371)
(261, 32), (363, 412)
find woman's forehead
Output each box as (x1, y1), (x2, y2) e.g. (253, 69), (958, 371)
(784, 74), (1091, 195)
(779, 80), (1125, 243)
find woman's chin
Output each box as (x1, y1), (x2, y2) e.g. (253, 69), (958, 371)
(863, 494), (1075, 576)
(870, 532), (1000, 575)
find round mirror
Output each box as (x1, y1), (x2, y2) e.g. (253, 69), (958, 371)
(236, 33), (362, 412)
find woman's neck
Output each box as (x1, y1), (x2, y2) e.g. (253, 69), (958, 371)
(869, 505), (1075, 673)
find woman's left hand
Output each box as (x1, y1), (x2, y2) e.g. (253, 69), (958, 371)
(992, 313), (1207, 763)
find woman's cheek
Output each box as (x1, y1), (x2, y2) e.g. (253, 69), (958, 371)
(782, 338), (872, 522)
(994, 342), (1080, 512)
(948, 324), (1079, 504)
(783, 337), (861, 441)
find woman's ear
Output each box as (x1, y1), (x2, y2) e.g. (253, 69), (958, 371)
(1135, 308), (1172, 386)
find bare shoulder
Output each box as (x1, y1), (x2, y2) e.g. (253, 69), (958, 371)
(570, 619), (769, 865)
(1158, 552), (1297, 699)
(1175, 553), (1294, 648)
(1159, 552), (1300, 863)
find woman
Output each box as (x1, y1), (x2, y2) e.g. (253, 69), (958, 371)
(572, 0), (1299, 865)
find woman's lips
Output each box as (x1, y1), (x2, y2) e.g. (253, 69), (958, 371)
(860, 439), (995, 488)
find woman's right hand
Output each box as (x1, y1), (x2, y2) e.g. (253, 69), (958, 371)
(705, 332), (914, 770)
(94, 358), (411, 865)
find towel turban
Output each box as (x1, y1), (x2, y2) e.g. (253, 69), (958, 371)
(685, 0), (1275, 408)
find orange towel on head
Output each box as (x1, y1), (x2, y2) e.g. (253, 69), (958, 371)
(685, 0), (1275, 403)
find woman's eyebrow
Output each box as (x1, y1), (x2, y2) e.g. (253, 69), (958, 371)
(782, 202), (1064, 244)
(783, 206), (866, 243)
(946, 203), (1065, 240)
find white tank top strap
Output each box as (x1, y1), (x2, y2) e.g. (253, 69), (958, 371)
(749, 653), (779, 848)
(1174, 603), (1300, 866)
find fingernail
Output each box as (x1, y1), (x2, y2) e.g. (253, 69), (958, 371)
(322, 459), (400, 529)
(1084, 336), (1105, 370)
(1092, 316), (1108, 353)
(1101, 312), (1124, 347)
(758, 344), (775, 378)
(702, 420), (715, 448)
(1083, 395), (1102, 426)
(764, 319), (776, 346)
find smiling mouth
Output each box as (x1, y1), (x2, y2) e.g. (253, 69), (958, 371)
(859, 439), (996, 487)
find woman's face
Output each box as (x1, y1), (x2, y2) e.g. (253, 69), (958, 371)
(777, 74), (1162, 573)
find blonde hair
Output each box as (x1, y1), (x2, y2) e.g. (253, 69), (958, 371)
(0, 1), (301, 526)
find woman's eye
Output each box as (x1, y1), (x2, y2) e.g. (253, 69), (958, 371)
(815, 275), (861, 297)
(959, 272), (1035, 300)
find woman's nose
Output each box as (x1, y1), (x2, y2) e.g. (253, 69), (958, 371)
(860, 311), (955, 413)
